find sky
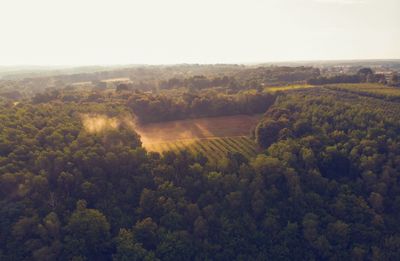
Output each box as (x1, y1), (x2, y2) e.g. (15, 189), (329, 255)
(0, 0), (399, 65)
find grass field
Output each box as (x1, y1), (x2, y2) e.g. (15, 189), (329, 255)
(325, 83), (400, 100)
(264, 84), (315, 92)
(135, 114), (261, 161)
(102, 77), (132, 83)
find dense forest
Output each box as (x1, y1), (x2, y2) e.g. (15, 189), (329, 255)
(127, 91), (276, 123)
(0, 62), (400, 260)
(1, 0), (400, 256)
(2, 79), (400, 260)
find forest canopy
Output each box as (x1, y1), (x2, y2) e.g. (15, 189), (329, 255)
(1, 63), (400, 260)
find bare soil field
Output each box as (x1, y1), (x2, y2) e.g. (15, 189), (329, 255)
(135, 114), (262, 147)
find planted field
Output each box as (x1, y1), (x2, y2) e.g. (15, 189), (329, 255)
(135, 114), (261, 161)
(135, 114), (261, 143)
(145, 136), (258, 162)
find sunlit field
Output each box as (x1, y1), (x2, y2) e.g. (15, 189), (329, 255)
(146, 136), (257, 162)
(1, 0), (399, 259)
(135, 114), (261, 160)
(264, 84), (315, 93)
(325, 83), (400, 100)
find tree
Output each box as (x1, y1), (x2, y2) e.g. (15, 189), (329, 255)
(357, 68), (374, 82)
(156, 231), (194, 261)
(302, 213), (319, 243)
(255, 119), (286, 148)
(133, 217), (158, 250)
(116, 83), (130, 92)
(193, 216), (208, 238)
(64, 200), (111, 260)
(113, 229), (157, 261)
(390, 73), (399, 87)
(369, 192), (384, 213)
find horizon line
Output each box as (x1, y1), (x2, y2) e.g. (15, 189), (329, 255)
(1, 58), (400, 69)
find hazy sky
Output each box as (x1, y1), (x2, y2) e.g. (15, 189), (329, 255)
(0, 0), (399, 65)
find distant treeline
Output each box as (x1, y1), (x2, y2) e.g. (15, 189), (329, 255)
(157, 66), (320, 90)
(308, 68), (388, 85)
(234, 66), (320, 85)
(1, 65), (320, 98)
(117, 66), (319, 93)
(159, 75), (235, 90)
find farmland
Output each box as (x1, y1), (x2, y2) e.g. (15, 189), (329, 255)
(264, 84), (315, 92)
(145, 136), (258, 162)
(135, 114), (261, 161)
(325, 83), (400, 101)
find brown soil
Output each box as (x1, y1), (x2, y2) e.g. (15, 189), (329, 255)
(135, 114), (262, 146)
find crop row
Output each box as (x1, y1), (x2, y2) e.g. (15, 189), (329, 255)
(145, 136), (258, 162)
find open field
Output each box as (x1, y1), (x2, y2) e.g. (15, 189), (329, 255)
(135, 114), (262, 161)
(102, 77), (132, 83)
(145, 136), (258, 162)
(71, 81), (92, 86)
(135, 114), (262, 143)
(325, 83), (400, 100)
(264, 84), (315, 92)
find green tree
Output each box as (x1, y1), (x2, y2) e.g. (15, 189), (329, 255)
(64, 200), (111, 260)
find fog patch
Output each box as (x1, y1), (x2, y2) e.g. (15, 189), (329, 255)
(81, 114), (120, 133)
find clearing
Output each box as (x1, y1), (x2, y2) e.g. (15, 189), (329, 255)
(135, 114), (262, 161)
(264, 84), (315, 92)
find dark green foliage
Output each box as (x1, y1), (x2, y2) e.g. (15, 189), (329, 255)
(64, 200), (111, 260)
(127, 91), (276, 123)
(2, 87), (400, 260)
